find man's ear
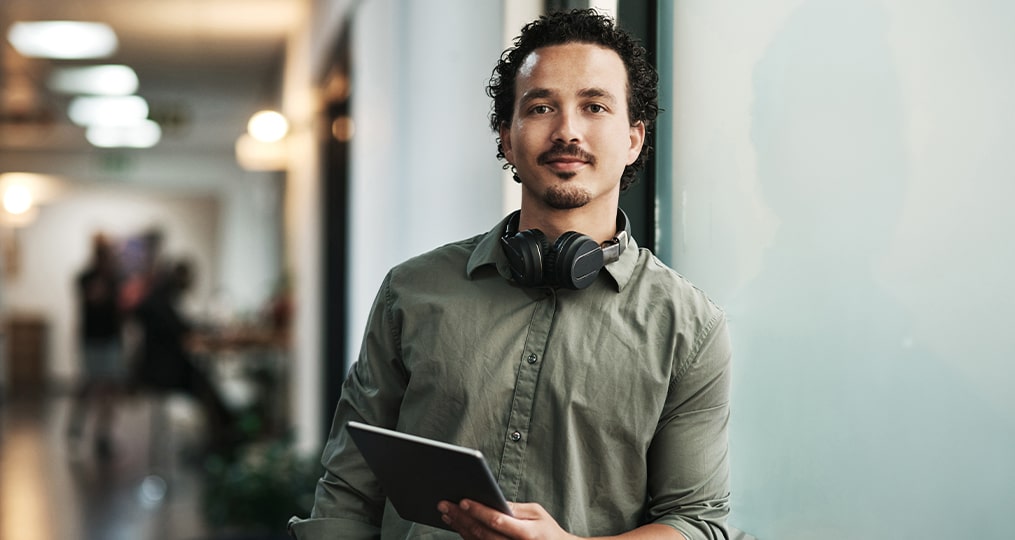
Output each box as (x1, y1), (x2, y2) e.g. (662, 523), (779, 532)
(627, 121), (646, 165)
(499, 123), (514, 162)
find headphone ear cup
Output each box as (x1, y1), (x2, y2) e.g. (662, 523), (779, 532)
(549, 232), (604, 289)
(501, 229), (549, 287)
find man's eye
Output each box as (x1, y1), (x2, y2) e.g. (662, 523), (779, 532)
(531, 105), (551, 114)
(587, 104), (606, 114)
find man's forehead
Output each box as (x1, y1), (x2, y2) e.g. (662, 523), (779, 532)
(516, 42), (626, 88)
(517, 47), (545, 79)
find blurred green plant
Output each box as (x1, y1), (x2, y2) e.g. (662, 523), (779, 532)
(202, 436), (320, 537)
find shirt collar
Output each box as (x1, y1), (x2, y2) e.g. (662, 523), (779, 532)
(467, 214), (516, 282)
(467, 214), (641, 292)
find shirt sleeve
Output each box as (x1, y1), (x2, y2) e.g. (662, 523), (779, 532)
(645, 310), (733, 540)
(289, 272), (408, 539)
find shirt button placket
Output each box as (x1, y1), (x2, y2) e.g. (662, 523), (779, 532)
(499, 291), (555, 500)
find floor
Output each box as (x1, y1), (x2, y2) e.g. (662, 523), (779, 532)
(1, 390), (214, 540)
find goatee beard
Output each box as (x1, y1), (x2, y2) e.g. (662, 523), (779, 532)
(536, 142), (596, 209)
(544, 184), (591, 209)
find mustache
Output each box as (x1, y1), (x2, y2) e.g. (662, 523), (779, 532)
(537, 143), (596, 166)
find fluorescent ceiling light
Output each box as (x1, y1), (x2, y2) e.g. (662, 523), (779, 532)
(7, 21), (118, 59)
(48, 65), (139, 96)
(86, 120), (162, 148)
(68, 95), (149, 126)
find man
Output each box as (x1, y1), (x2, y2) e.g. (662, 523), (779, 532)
(290, 9), (731, 540)
(67, 232), (125, 460)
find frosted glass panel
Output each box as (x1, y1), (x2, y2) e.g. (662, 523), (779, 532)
(662, 1), (1015, 538)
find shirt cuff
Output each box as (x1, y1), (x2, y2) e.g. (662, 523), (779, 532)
(288, 515), (380, 539)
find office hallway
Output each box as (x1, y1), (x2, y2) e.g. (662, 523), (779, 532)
(1, 391), (211, 540)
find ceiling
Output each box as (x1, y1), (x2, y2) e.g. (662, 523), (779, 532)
(0, 0), (307, 155)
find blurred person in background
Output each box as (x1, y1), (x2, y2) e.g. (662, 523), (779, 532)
(119, 227), (166, 394)
(67, 232), (126, 461)
(119, 227), (165, 315)
(132, 258), (239, 455)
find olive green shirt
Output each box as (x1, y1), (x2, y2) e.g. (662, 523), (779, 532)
(289, 215), (731, 540)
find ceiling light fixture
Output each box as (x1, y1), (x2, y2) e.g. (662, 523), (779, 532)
(48, 65), (139, 96)
(67, 95), (149, 127)
(7, 21), (118, 59)
(86, 120), (162, 148)
(247, 110), (289, 143)
(0, 172), (66, 205)
(2, 185), (33, 215)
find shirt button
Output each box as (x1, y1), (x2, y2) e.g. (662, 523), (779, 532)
(510, 431), (522, 442)
(527, 353), (538, 364)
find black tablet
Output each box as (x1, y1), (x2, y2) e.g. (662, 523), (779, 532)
(346, 421), (513, 531)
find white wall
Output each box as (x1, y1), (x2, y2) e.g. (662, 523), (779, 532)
(346, 0), (507, 367)
(662, 1), (1015, 538)
(216, 171), (285, 315)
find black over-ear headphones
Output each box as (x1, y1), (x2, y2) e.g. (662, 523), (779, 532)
(500, 209), (630, 290)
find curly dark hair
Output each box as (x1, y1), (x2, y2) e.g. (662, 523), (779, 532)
(487, 8), (659, 192)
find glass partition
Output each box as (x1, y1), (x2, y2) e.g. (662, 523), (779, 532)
(659, 1), (1015, 538)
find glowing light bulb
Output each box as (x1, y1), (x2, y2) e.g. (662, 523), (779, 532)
(3, 185), (33, 215)
(247, 110), (289, 142)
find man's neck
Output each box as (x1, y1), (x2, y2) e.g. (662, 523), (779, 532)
(517, 201), (620, 244)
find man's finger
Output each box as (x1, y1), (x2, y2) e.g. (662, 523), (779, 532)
(439, 500), (504, 539)
(505, 501), (545, 520)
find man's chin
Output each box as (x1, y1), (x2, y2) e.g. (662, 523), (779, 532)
(544, 185), (591, 209)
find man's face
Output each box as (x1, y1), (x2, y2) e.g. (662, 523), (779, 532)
(500, 42), (645, 210)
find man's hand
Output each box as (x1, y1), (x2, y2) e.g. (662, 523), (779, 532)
(436, 500), (687, 540)
(437, 499), (576, 540)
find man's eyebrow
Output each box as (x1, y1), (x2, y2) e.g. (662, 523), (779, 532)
(519, 87), (618, 105)
(519, 88), (554, 105)
(578, 87), (617, 102)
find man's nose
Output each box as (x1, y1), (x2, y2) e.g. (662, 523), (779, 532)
(552, 110), (581, 144)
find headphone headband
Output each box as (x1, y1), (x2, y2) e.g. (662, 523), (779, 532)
(601, 210), (630, 265)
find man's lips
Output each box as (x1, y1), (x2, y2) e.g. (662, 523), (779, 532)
(544, 157), (588, 171)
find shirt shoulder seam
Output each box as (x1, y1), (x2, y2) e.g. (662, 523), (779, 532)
(672, 307), (726, 384)
(382, 271), (403, 358)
